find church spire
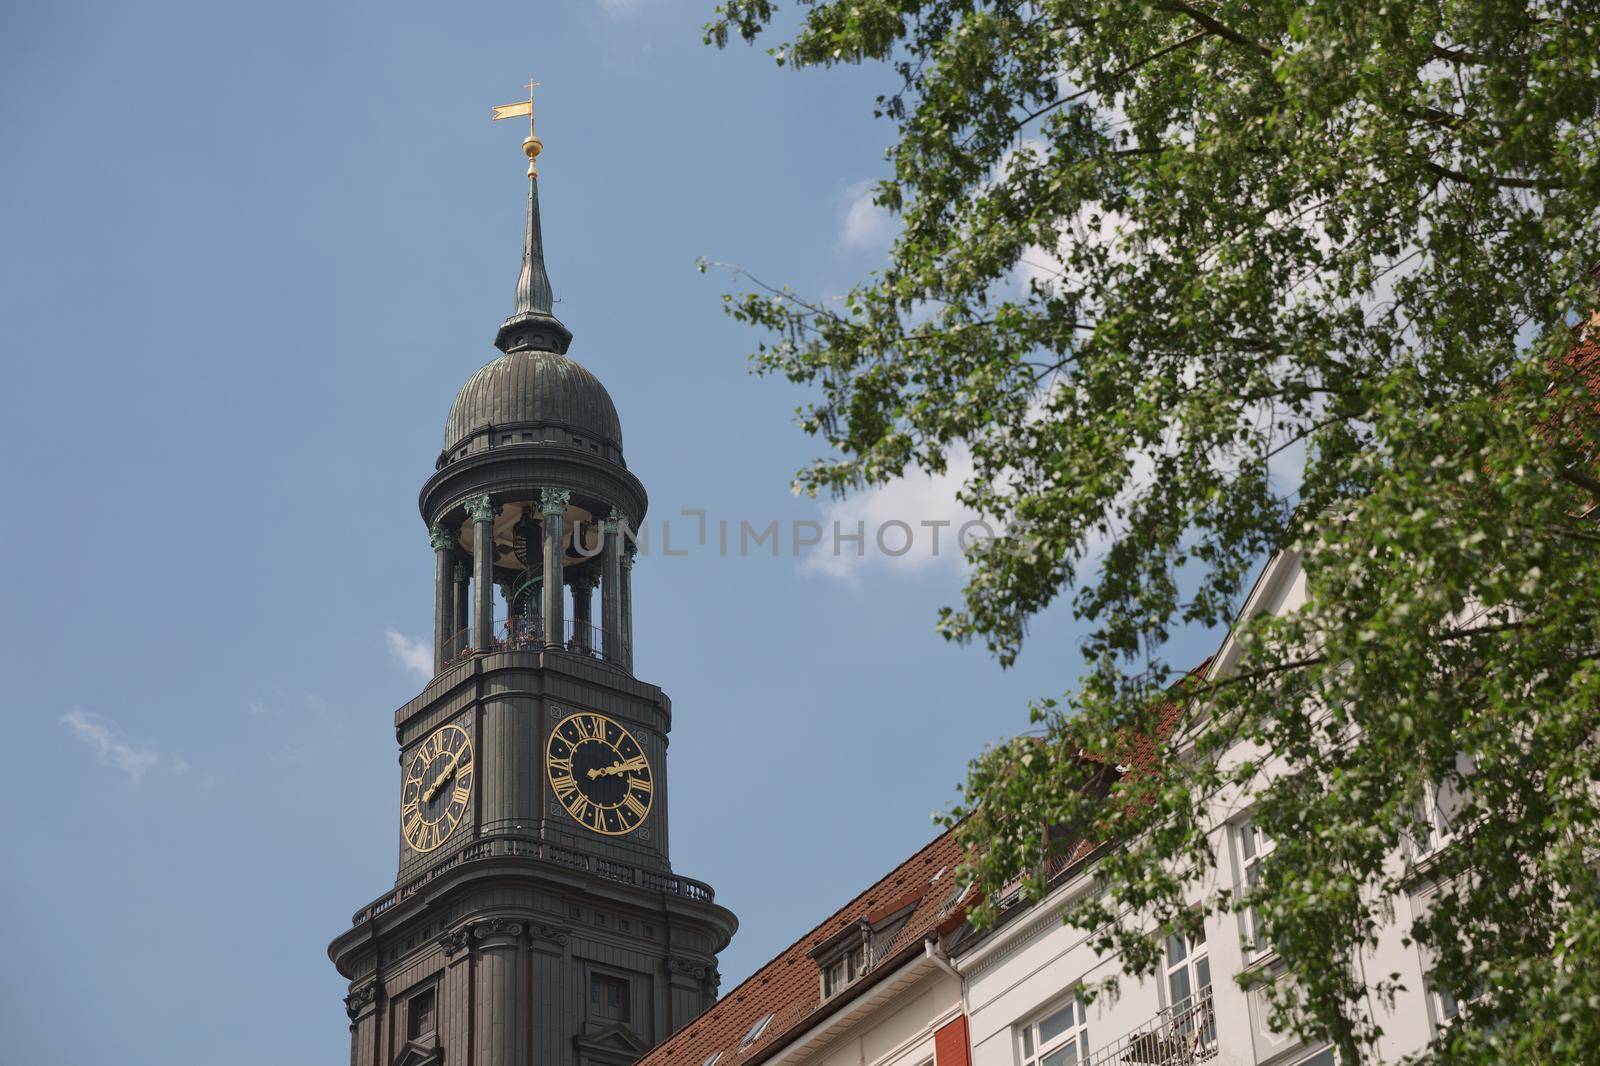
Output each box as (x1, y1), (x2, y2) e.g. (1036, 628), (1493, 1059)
(492, 81), (573, 355)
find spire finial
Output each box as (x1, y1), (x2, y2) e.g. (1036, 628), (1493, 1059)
(491, 79), (572, 355)
(492, 79), (543, 177)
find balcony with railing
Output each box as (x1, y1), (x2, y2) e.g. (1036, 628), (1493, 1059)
(439, 616), (630, 673)
(352, 834), (715, 926)
(1087, 988), (1217, 1066)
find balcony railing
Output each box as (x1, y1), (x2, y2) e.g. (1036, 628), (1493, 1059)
(439, 616), (629, 673)
(1087, 987), (1217, 1066)
(351, 834), (715, 926)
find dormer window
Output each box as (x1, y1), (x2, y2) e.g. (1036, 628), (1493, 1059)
(821, 944), (865, 998)
(811, 897), (919, 1001)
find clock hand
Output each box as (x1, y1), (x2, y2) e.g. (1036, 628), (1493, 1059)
(585, 756), (648, 779)
(424, 750), (463, 802)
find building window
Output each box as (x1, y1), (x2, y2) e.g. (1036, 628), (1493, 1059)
(407, 987), (436, 1040)
(821, 944), (865, 999)
(1413, 779), (1461, 857)
(1165, 929), (1211, 1008)
(1428, 971), (1483, 1030)
(1019, 994), (1089, 1066)
(701, 1055), (722, 1066)
(1164, 928), (1215, 1051)
(1433, 985), (1462, 1025)
(1236, 818), (1275, 959)
(591, 974), (630, 1022)
(740, 1014), (773, 1050)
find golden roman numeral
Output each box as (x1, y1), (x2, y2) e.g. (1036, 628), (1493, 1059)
(622, 793), (648, 821)
(549, 755), (572, 775)
(629, 775), (652, 796)
(453, 785), (470, 805)
(551, 772), (578, 798)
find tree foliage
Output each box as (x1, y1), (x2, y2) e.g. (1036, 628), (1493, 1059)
(706, 1), (1600, 1061)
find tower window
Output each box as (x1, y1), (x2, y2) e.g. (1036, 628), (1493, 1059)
(407, 987), (436, 1039)
(590, 974), (630, 1022)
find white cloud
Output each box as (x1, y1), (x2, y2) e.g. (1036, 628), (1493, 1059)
(840, 181), (896, 251)
(594, 0), (644, 15)
(60, 710), (187, 785)
(385, 629), (433, 680)
(803, 450), (986, 582)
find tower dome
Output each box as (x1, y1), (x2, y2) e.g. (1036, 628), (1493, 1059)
(442, 350), (624, 465)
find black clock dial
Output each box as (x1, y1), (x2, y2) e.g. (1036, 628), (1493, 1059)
(546, 711), (653, 836)
(402, 723), (474, 853)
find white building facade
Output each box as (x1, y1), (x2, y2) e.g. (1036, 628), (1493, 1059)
(953, 547), (1467, 1066)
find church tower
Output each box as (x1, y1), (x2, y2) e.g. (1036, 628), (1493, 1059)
(329, 90), (736, 1066)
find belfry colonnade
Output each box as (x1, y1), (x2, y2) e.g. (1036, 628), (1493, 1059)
(427, 491), (634, 675)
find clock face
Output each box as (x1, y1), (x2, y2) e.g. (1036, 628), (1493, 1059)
(546, 711), (653, 836)
(402, 723), (474, 853)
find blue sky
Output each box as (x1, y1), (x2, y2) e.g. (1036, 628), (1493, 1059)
(0, 2), (1222, 1060)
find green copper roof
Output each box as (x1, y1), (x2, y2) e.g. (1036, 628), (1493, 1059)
(444, 350), (622, 459)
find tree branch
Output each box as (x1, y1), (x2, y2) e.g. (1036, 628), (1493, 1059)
(1421, 160), (1566, 192)
(979, 31), (1213, 147)
(1431, 44), (1487, 66)
(1155, 0), (1271, 57)
(1558, 466), (1600, 499)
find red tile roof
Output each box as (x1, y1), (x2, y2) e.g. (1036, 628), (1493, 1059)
(640, 828), (969, 1066)
(646, 662), (1216, 1066)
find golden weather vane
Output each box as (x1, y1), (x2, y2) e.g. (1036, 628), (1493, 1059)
(492, 78), (543, 177)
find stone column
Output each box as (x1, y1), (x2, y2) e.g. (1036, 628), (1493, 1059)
(430, 521), (456, 674)
(620, 540), (635, 670)
(344, 980), (381, 1066)
(471, 919), (527, 1066)
(526, 923), (572, 1066)
(570, 571), (596, 652)
(601, 510), (622, 662)
(539, 488), (570, 647)
(437, 927), (472, 1065)
(466, 494), (498, 654)
(667, 957), (716, 1033)
(452, 559), (470, 642)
